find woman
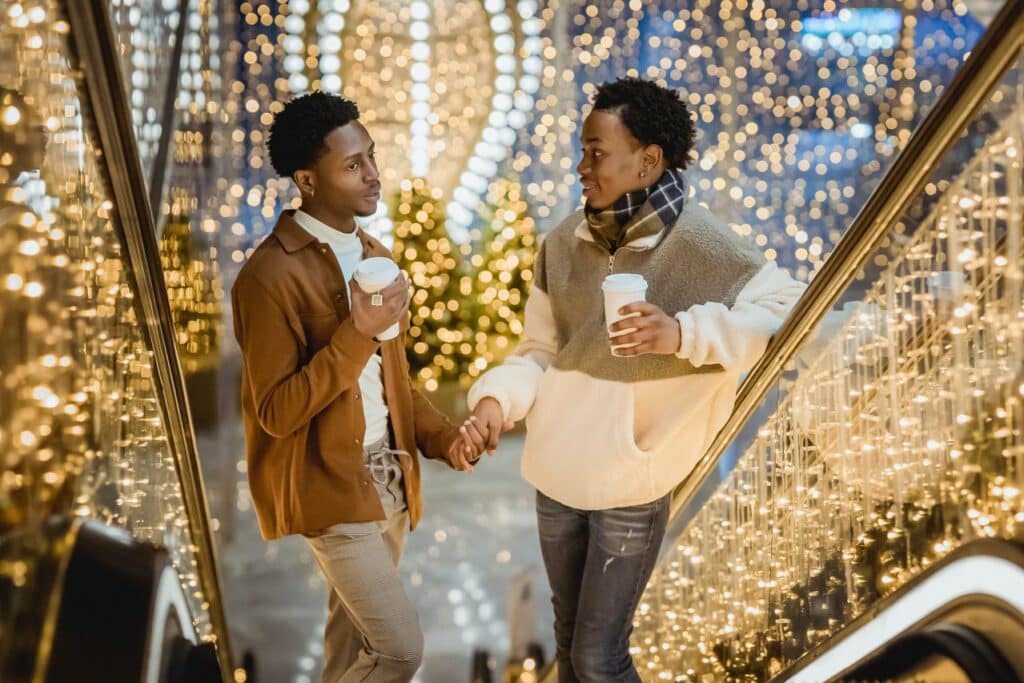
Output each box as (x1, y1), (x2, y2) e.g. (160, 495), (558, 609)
(460, 78), (805, 682)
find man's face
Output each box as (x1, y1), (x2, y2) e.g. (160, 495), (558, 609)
(309, 121), (381, 218)
(576, 110), (649, 210)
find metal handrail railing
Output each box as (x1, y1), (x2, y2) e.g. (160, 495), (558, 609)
(668, 0), (1024, 522)
(63, 1), (235, 680)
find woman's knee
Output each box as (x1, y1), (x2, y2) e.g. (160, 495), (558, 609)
(569, 642), (633, 683)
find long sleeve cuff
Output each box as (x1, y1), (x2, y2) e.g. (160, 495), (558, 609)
(331, 317), (380, 364)
(467, 382), (512, 423)
(675, 311), (696, 360)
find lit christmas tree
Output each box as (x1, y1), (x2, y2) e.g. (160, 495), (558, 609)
(468, 177), (537, 379)
(391, 178), (478, 391)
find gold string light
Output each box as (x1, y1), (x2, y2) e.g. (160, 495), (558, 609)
(162, 0), (228, 424)
(630, 96), (1024, 681)
(391, 178), (477, 391)
(390, 176), (537, 391)
(469, 177), (536, 378)
(514, 0), (980, 282)
(0, 0), (214, 640)
(159, 188), (225, 377)
(338, 0), (495, 202)
(109, 0), (171, 182)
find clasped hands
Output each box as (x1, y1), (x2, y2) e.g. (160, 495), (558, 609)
(445, 397), (514, 472)
(442, 302), (679, 471)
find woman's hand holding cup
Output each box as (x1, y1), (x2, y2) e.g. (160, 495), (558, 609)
(606, 302), (682, 356)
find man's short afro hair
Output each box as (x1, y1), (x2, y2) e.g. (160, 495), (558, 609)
(592, 78), (695, 170)
(268, 91), (360, 178)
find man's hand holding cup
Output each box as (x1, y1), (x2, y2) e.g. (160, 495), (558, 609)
(350, 257), (409, 341)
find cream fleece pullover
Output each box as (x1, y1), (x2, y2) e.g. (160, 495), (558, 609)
(468, 201), (806, 509)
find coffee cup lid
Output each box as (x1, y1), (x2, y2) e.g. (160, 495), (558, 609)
(602, 273), (647, 292)
(355, 257), (399, 276)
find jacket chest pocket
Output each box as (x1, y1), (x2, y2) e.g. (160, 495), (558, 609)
(299, 312), (339, 353)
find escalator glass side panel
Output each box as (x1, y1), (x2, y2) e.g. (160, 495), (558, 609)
(634, 36), (1024, 682)
(0, 4), (215, 679)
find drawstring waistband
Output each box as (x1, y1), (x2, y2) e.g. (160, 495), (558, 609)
(363, 437), (409, 485)
(363, 438), (408, 511)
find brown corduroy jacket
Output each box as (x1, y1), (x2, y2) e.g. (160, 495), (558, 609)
(231, 210), (459, 539)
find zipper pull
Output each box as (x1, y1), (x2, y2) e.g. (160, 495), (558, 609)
(608, 254), (615, 274)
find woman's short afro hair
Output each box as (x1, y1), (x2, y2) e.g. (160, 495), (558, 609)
(592, 78), (695, 169)
(268, 91), (360, 178)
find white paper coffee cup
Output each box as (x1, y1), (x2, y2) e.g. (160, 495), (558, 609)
(602, 273), (647, 355)
(353, 257), (401, 340)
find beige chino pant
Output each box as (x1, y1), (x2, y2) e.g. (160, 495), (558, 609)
(304, 447), (421, 682)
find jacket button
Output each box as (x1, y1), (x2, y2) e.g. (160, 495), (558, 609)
(354, 392), (361, 400)
(361, 480), (368, 487)
(354, 438), (361, 445)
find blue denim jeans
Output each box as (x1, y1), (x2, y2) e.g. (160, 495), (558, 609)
(536, 490), (670, 683)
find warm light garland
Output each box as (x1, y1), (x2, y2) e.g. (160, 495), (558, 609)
(0, 0), (214, 641)
(109, 0), (175, 181)
(630, 96), (1023, 682)
(513, 0), (982, 282)
(469, 177), (536, 377)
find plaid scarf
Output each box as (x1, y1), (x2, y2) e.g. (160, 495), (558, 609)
(584, 168), (686, 252)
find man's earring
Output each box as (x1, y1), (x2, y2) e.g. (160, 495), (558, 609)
(309, 188), (315, 198)
(639, 170), (646, 178)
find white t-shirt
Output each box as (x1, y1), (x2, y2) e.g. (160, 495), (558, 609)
(293, 210), (388, 445)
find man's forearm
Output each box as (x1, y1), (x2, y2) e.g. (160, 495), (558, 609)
(250, 317), (379, 437)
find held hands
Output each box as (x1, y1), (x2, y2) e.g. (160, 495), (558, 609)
(350, 274), (410, 340)
(445, 436), (478, 472)
(445, 397), (514, 472)
(607, 302), (682, 357)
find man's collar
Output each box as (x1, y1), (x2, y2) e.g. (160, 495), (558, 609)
(272, 210), (318, 253)
(272, 209), (389, 257)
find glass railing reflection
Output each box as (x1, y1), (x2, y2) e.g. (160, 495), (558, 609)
(0, 0), (215, 670)
(109, 0), (187, 194)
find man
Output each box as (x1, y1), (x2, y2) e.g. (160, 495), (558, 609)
(458, 78), (805, 682)
(231, 91), (479, 682)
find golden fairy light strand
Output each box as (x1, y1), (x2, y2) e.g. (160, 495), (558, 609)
(630, 94), (1024, 682)
(0, 0), (213, 641)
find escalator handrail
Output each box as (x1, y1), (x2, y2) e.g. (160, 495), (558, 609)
(62, 1), (235, 679)
(668, 0), (1024, 522)
(781, 538), (1024, 682)
(843, 622), (1019, 682)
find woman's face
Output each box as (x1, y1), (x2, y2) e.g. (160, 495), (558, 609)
(576, 109), (655, 210)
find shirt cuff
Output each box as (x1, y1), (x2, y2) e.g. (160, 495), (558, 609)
(674, 311), (695, 359)
(331, 317), (381, 361)
(467, 385), (511, 423)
